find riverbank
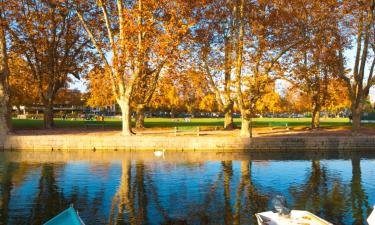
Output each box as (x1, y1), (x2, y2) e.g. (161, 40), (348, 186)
(2, 130), (375, 151)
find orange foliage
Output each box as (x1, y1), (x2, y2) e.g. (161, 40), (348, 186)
(8, 54), (40, 107)
(86, 67), (116, 108)
(150, 68), (216, 114)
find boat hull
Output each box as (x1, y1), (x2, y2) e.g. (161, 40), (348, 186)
(255, 210), (333, 225)
(368, 206), (375, 225)
(43, 207), (85, 225)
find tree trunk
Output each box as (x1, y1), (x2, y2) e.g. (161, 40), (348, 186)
(170, 109), (175, 118)
(223, 101), (234, 129)
(234, 0), (246, 136)
(351, 104), (361, 132)
(191, 109), (196, 118)
(0, 21), (10, 137)
(118, 97), (133, 136)
(240, 111), (250, 137)
(135, 104), (145, 129)
(311, 103), (321, 129)
(0, 86), (10, 137)
(43, 102), (54, 129)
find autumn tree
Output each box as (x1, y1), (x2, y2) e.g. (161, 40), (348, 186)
(131, 64), (165, 128)
(199, 94), (217, 113)
(338, 0), (375, 131)
(149, 68), (215, 117)
(254, 82), (282, 115)
(281, 88), (311, 114)
(75, 0), (201, 135)
(180, 69), (216, 116)
(281, 80), (350, 117)
(233, 0), (303, 136)
(86, 66), (116, 108)
(283, 0), (346, 128)
(323, 79), (351, 116)
(287, 46), (343, 128)
(54, 88), (84, 107)
(193, 0), (237, 129)
(0, 3), (11, 135)
(149, 75), (183, 117)
(8, 53), (39, 110)
(6, 0), (90, 128)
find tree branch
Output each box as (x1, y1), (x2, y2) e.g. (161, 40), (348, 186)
(202, 54), (224, 109)
(75, 10), (111, 70)
(98, 0), (119, 71)
(265, 40), (302, 75)
(75, 9), (119, 99)
(364, 57), (375, 95)
(337, 49), (353, 98)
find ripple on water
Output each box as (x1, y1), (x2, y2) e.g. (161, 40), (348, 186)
(0, 152), (374, 225)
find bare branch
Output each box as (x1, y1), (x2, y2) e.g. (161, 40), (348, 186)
(75, 9), (119, 99)
(337, 49), (353, 98)
(364, 57), (375, 95)
(98, 0), (118, 68)
(265, 40), (303, 75)
(202, 54), (224, 109)
(75, 10), (110, 70)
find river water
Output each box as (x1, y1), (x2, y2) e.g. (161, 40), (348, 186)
(0, 151), (374, 225)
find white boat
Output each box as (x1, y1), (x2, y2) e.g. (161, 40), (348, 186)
(255, 210), (333, 225)
(43, 206), (85, 225)
(368, 206), (375, 225)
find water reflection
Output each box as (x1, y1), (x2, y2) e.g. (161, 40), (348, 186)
(30, 164), (64, 224)
(108, 160), (149, 225)
(0, 152), (374, 225)
(289, 160), (348, 224)
(351, 157), (371, 225)
(222, 161), (232, 225)
(0, 161), (13, 225)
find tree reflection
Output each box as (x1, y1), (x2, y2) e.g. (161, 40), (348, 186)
(222, 161), (233, 225)
(291, 161), (327, 210)
(108, 160), (133, 225)
(322, 180), (346, 222)
(29, 164), (67, 224)
(0, 161), (40, 224)
(350, 157), (370, 225)
(1, 157), (372, 225)
(233, 161), (268, 225)
(0, 162), (14, 224)
(176, 160), (268, 224)
(108, 160), (149, 225)
(290, 160), (347, 224)
(134, 161), (148, 224)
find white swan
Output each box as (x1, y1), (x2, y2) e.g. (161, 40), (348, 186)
(154, 149), (165, 157)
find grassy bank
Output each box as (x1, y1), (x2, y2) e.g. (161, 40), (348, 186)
(11, 117), (353, 130)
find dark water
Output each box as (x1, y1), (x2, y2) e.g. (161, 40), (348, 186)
(0, 152), (374, 225)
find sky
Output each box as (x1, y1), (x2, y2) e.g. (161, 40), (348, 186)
(69, 75), (87, 92)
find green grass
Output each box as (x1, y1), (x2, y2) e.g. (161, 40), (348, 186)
(11, 117), (354, 130)
(250, 117), (351, 128)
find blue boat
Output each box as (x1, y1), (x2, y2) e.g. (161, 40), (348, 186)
(43, 206), (85, 225)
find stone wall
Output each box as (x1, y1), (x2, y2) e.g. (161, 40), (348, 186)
(1, 134), (375, 152)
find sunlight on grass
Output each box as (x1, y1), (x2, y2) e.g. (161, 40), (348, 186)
(11, 117), (354, 129)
